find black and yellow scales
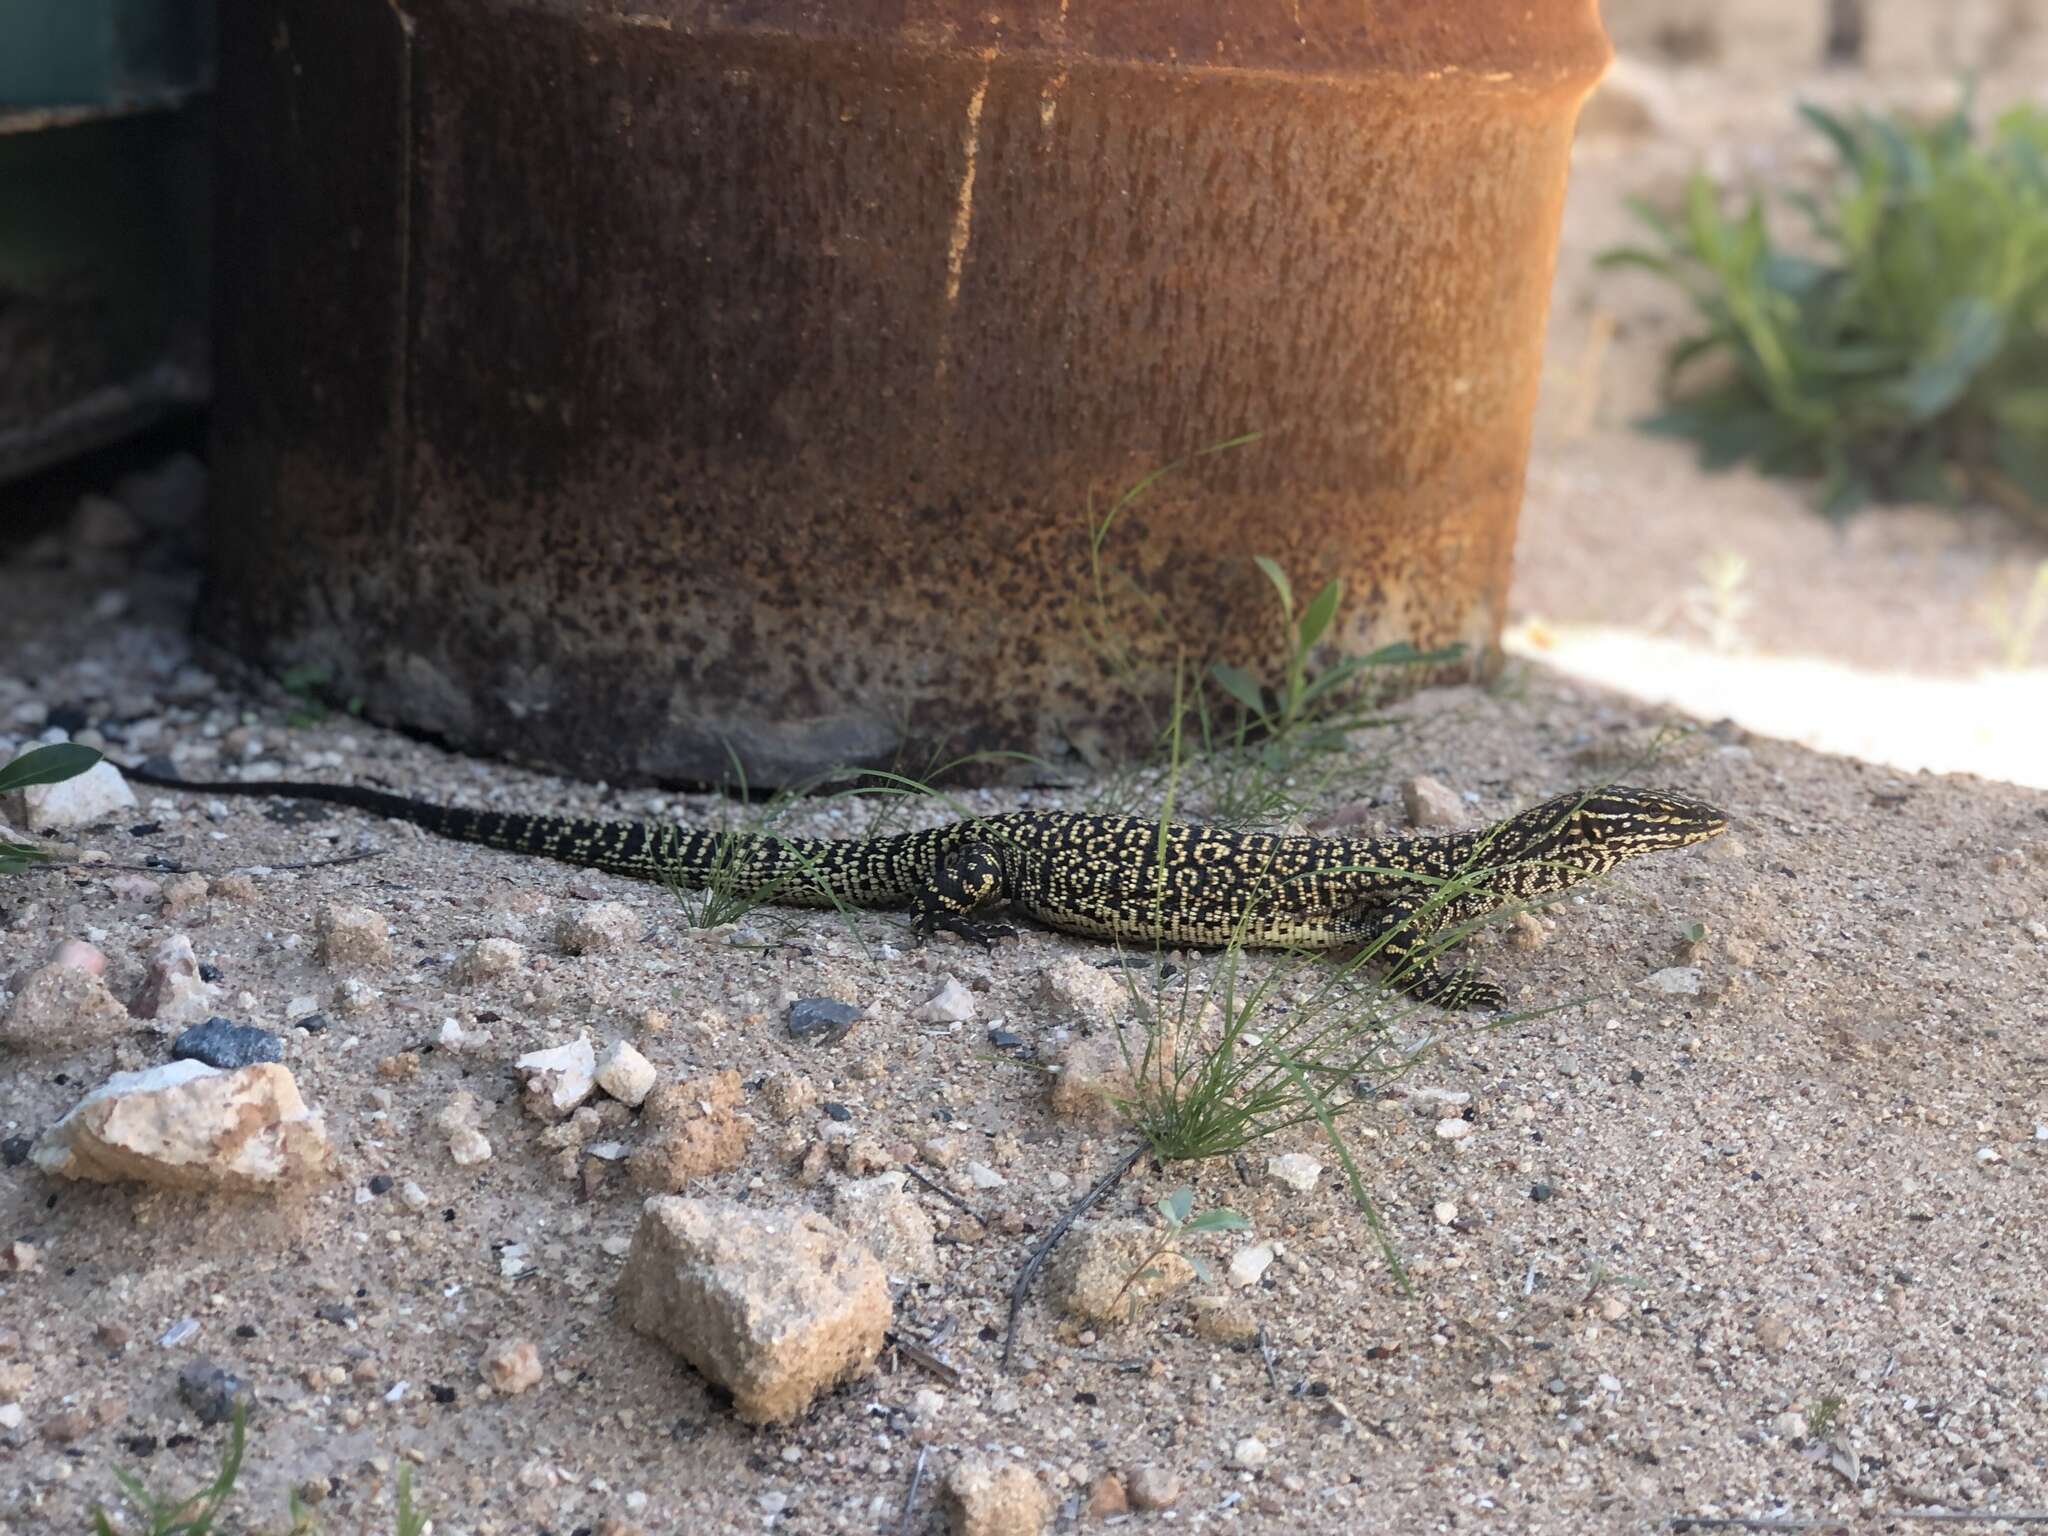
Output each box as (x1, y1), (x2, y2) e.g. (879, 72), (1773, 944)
(127, 766), (1727, 1012)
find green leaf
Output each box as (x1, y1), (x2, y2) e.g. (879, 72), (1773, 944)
(1296, 579), (1342, 652)
(1886, 297), (2005, 422)
(1594, 246), (1682, 278)
(1187, 1254), (1214, 1286)
(1798, 101), (1863, 168)
(0, 742), (103, 795)
(1182, 1208), (1252, 1235)
(1680, 921), (1707, 944)
(1208, 663), (1267, 716)
(1251, 556), (1293, 616)
(1160, 1186), (1195, 1226)
(1353, 640), (1464, 668)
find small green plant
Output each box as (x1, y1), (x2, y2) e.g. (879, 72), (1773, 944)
(92, 1403), (250, 1535)
(1109, 1186), (1249, 1318)
(1679, 549), (1753, 652)
(1602, 95), (2048, 519)
(0, 741), (102, 873)
(93, 1402), (428, 1535)
(278, 663), (364, 728)
(1977, 558), (2048, 668)
(1198, 558), (1463, 821)
(1806, 1393), (1846, 1440)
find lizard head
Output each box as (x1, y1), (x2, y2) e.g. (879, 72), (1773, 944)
(1499, 785), (1729, 877)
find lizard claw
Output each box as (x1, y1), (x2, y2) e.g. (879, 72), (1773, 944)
(939, 917), (1016, 950)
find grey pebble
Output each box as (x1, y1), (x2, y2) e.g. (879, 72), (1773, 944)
(787, 997), (862, 1044)
(178, 1360), (254, 1426)
(172, 1017), (284, 1070)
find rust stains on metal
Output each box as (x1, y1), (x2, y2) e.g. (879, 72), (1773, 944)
(206, 0), (1609, 786)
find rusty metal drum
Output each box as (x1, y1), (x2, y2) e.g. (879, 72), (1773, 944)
(206, 0), (1610, 786)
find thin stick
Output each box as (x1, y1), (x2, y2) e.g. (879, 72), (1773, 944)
(1001, 1142), (1145, 1372)
(1256, 1327), (1279, 1391)
(886, 1332), (962, 1388)
(904, 1164), (982, 1222)
(897, 1446), (929, 1536)
(52, 849), (386, 877)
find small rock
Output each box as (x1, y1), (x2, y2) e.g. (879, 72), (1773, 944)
(160, 874), (210, 916)
(1125, 1464), (1181, 1510)
(172, 1017), (283, 1071)
(941, 1456), (1052, 1536)
(481, 1338), (543, 1396)
(177, 1360), (253, 1426)
(760, 1072), (818, 1122)
(628, 1070), (752, 1190)
(0, 962), (131, 1054)
(127, 934), (222, 1026)
(1036, 955), (1135, 1027)
(316, 904), (390, 970)
(1085, 1472), (1128, 1519)
(107, 872), (162, 903)
(966, 1161), (1006, 1190)
(516, 1035), (597, 1121)
(0, 1404), (20, 1431)
(556, 901), (639, 955)
(1433, 1201), (1458, 1226)
(1642, 966), (1703, 996)
(437, 1092), (493, 1166)
(1401, 775), (1466, 829)
(1050, 1220), (1195, 1326)
(594, 1039), (657, 1107)
(1232, 1436), (1269, 1470)
(1754, 1315), (1792, 1357)
(211, 873), (259, 902)
(915, 977), (976, 1024)
(1435, 1118), (1473, 1141)
(832, 1172), (940, 1280)
(48, 938), (108, 976)
(1773, 1411), (1807, 1441)
(42, 1408), (95, 1444)
(1265, 1153), (1322, 1193)
(1188, 1295), (1258, 1344)
(616, 1196), (889, 1425)
(7, 754), (136, 833)
(787, 997), (862, 1045)
(455, 937), (525, 984)
(2, 1241), (39, 1276)
(1509, 912), (1548, 951)
(333, 977), (381, 1016)
(1228, 1242), (1276, 1289)
(1048, 1023), (1173, 1129)
(34, 1062), (329, 1191)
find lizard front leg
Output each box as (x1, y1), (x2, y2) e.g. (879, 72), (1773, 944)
(1355, 895), (1507, 1013)
(910, 843), (1017, 948)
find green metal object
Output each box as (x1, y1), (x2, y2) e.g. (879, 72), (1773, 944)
(0, 0), (214, 111)
(0, 0), (213, 481)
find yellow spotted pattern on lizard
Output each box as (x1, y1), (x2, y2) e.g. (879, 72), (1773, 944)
(124, 767), (1728, 1012)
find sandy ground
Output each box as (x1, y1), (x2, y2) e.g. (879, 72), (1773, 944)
(2, 502), (2046, 1536)
(3, 54), (2048, 1536)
